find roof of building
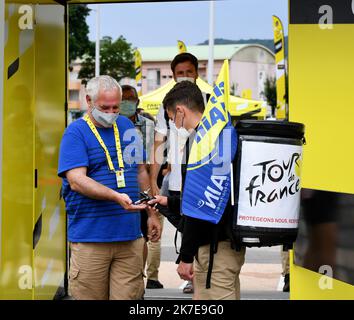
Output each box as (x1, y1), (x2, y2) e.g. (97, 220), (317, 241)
(138, 44), (273, 62)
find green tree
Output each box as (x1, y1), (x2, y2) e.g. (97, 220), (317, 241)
(68, 4), (91, 63)
(78, 36), (135, 83)
(263, 76), (277, 116)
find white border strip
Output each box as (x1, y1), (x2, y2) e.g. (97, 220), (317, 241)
(0, 0), (5, 264)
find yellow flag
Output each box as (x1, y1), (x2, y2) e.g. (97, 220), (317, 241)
(135, 50), (142, 97)
(272, 15), (287, 119)
(177, 40), (187, 53)
(188, 60), (230, 168)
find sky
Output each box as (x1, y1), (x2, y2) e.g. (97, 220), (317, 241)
(86, 0), (288, 49)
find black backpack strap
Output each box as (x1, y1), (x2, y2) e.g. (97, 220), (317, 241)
(164, 108), (170, 130)
(206, 225), (219, 289)
(174, 229), (180, 255)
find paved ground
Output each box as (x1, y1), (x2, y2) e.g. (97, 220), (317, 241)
(144, 219), (290, 300)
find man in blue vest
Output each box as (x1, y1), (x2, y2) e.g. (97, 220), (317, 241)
(58, 75), (161, 300)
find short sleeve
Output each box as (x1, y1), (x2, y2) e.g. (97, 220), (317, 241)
(143, 117), (155, 163)
(58, 130), (89, 178)
(155, 105), (168, 136)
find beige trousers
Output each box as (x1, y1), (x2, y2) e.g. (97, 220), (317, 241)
(146, 213), (164, 280)
(194, 241), (246, 300)
(69, 238), (144, 300)
(281, 247), (290, 276)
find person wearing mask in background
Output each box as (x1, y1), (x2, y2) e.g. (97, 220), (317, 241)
(149, 52), (208, 293)
(120, 85), (155, 162)
(120, 84), (164, 289)
(58, 75), (161, 300)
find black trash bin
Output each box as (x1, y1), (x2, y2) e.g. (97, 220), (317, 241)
(232, 120), (305, 248)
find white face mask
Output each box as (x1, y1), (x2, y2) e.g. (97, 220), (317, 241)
(177, 127), (190, 138)
(91, 107), (119, 128)
(171, 110), (190, 138)
(176, 77), (195, 83)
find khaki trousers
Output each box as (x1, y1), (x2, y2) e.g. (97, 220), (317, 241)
(194, 241), (246, 300)
(281, 247), (290, 276)
(146, 213), (164, 280)
(69, 238), (144, 300)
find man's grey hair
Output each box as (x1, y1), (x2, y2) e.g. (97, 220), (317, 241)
(86, 75), (122, 103)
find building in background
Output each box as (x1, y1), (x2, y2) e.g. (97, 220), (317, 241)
(138, 44), (275, 100)
(68, 43), (276, 116)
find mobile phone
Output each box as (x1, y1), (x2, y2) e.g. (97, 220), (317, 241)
(134, 193), (155, 205)
(134, 198), (149, 205)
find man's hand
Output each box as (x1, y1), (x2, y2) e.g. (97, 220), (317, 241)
(148, 195), (168, 207)
(146, 207), (162, 242)
(177, 262), (194, 281)
(116, 193), (147, 211)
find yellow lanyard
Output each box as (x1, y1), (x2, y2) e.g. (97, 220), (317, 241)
(84, 114), (124, 172)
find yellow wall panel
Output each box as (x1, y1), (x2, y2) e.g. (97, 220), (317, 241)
(290, 1), (354, 299)
(1, 3), (35, 299)
(1, 3), (66, 300)
(289, 24), (354, 194)
(33, 4), (66, 300)
(290, 250), (354, 300)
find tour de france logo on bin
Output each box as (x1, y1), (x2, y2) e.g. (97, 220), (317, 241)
(237, 140), (303, 229)
(245, 152), (301, 207)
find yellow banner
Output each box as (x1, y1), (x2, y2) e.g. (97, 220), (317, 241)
(135, 50), (142, 97)
(272, 15), (287, 119)
(177, 40), (187, 53)
(188, 60), (230, 167)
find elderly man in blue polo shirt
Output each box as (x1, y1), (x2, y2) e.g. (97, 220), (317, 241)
(58, 75), (161, 300)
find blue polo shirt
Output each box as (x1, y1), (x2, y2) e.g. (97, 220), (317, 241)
(58, 116), (145, 242)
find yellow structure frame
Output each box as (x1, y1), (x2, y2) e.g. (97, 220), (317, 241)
(289, 0), (354, 298)
(1, 0), (66, 299)
(1, 0), (353, 299)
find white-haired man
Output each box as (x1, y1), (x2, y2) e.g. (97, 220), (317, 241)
(58, 75), (161, 300)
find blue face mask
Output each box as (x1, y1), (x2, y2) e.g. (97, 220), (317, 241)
(119, 100), (137, 118)
(91, 107), (119, 128)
